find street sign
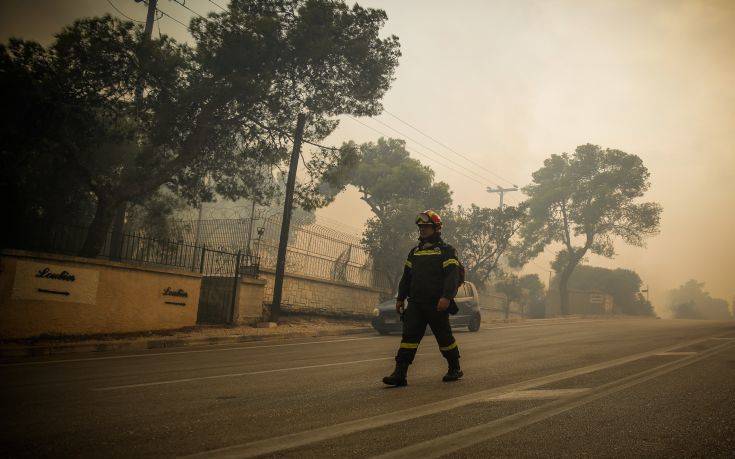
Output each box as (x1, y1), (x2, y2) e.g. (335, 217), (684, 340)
(589, 294), (604, 304)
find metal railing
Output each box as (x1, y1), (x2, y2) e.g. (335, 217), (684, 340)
(7, 215), (390, 290)
(6, 221), (259, 278)
(170, 215), (391, 290)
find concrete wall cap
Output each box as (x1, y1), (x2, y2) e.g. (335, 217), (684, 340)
(1, 249), (203, 279)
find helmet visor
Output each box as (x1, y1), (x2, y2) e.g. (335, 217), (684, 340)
(415, 213), (432, 226)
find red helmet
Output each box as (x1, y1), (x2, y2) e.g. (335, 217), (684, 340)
(415, 210), (442, 230)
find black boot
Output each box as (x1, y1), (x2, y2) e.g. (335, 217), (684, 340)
(442, 358), (463, 382)
(382, 361), (409, 386)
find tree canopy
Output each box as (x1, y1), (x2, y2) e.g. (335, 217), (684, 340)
(551, 265), (654, 316)
(1, 0), (401, 256)
(667, 279), (732, 320)
(519, 273), (546, 318)
(515, 144), (662, 314)
(323, 137), (452, 291)
(443, 204), (525, 285)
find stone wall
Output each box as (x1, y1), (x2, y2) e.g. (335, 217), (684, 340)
(0, 250), (201, 339)
(259, 268), (391, 317)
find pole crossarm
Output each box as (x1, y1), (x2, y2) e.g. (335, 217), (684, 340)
(486, 185), (519, 210)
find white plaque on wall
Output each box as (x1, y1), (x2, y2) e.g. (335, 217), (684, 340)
(12, 260), (99, 304)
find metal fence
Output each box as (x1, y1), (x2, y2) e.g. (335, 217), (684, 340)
(6, 222), (257, 277)
(7, 215), (389, 290)
(170, 215), (391, 290)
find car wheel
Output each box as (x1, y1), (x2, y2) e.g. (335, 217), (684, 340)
(468, 314), (481, 332)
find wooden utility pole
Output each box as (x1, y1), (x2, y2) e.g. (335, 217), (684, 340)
(486, 185), (518, 210)
(110, 0), (158, 259)
(641, 284), (649, 302)
(271, 113), (307, 322)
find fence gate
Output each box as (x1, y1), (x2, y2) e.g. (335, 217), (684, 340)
(196, 249), (242, 325)
(197, 275), (239, 324)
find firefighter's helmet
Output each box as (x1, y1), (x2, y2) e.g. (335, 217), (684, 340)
(415, 210), (442, 231)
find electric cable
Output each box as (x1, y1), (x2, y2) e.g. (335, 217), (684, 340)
(347, 115), (492, 188)
(366, 115), (495, 185)
(169, 0), (208, 20)
(107, 0), (145, 23)
(207, 0), (227, 12)
(383, 108), (519, 188)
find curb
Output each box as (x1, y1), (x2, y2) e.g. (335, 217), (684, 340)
(0, 316), (643, 359)
(0, 327), (375, 359)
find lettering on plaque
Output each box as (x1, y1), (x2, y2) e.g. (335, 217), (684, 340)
(162, 287), (188, 306)
(13, 260), (98, 304)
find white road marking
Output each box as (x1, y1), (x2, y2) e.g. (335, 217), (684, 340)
(477, 320), (601, 331)
(0, 336), (384, 367)
(1, 318), (606, 367)
(375, 339), (734, 459)
(95, 355), (423, 391)
(486, 388), (591, 401)
(182, 334), (726, 459)
(654, 351), (699, 356)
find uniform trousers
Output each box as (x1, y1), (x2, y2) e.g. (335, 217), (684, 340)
(396, 299), (460, 364)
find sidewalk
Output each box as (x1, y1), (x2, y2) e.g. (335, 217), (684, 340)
(0, 315), (374, 358)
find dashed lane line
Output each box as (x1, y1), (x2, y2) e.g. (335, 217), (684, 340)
(182, 334), (732, 459)
(374, 339), (735, 459)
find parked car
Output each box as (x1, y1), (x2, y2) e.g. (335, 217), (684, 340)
(371, 281), (482, 334)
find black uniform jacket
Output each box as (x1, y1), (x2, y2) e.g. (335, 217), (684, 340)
(396, 236), (461, 309)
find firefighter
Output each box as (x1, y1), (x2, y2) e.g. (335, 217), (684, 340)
(382, 209), (463, 386)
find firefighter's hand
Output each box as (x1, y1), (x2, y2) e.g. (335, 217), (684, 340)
(437, 297), (450, 312)
(395, 299), (405, 314)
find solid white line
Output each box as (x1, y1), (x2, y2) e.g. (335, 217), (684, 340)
(477, 320), (599, 331)
(486, 388), (591, 401)
(2, 318), (608, 367)
(654, 351), (698, 356)
(94, 355), (410, 391)
(182, 334), (724, 459)
(0, 336), (384, 367)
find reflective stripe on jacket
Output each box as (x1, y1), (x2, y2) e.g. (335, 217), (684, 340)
(396, 237), (461, 302)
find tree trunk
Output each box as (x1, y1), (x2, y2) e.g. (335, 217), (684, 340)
(79, 195), (117, 258)
(558, 262), (576, 315)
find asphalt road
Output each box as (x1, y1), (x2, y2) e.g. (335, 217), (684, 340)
(2, 318), (734, 458)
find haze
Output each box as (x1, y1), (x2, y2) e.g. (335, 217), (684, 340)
(2, 0), (733, 313)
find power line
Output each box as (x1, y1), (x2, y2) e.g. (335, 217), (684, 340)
(347, 115), (492, 188)
(365, 115), (494, 185)
(383, 108), (519, 188)
(207, 0), (227, 12)
(107, 0), (145, 23)
(347, 115), (521, 206)
(143, 1), (190, 29)
(169, 0), (208, 20)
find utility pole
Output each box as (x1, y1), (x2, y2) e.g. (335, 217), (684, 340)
(271, 113), (307, 322)
(245, 199), (257, 257)
(110, 0), (158, 259)
(486, 185), (518, 210)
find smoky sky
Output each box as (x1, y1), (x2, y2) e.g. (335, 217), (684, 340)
(2, 0), (733, 312)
